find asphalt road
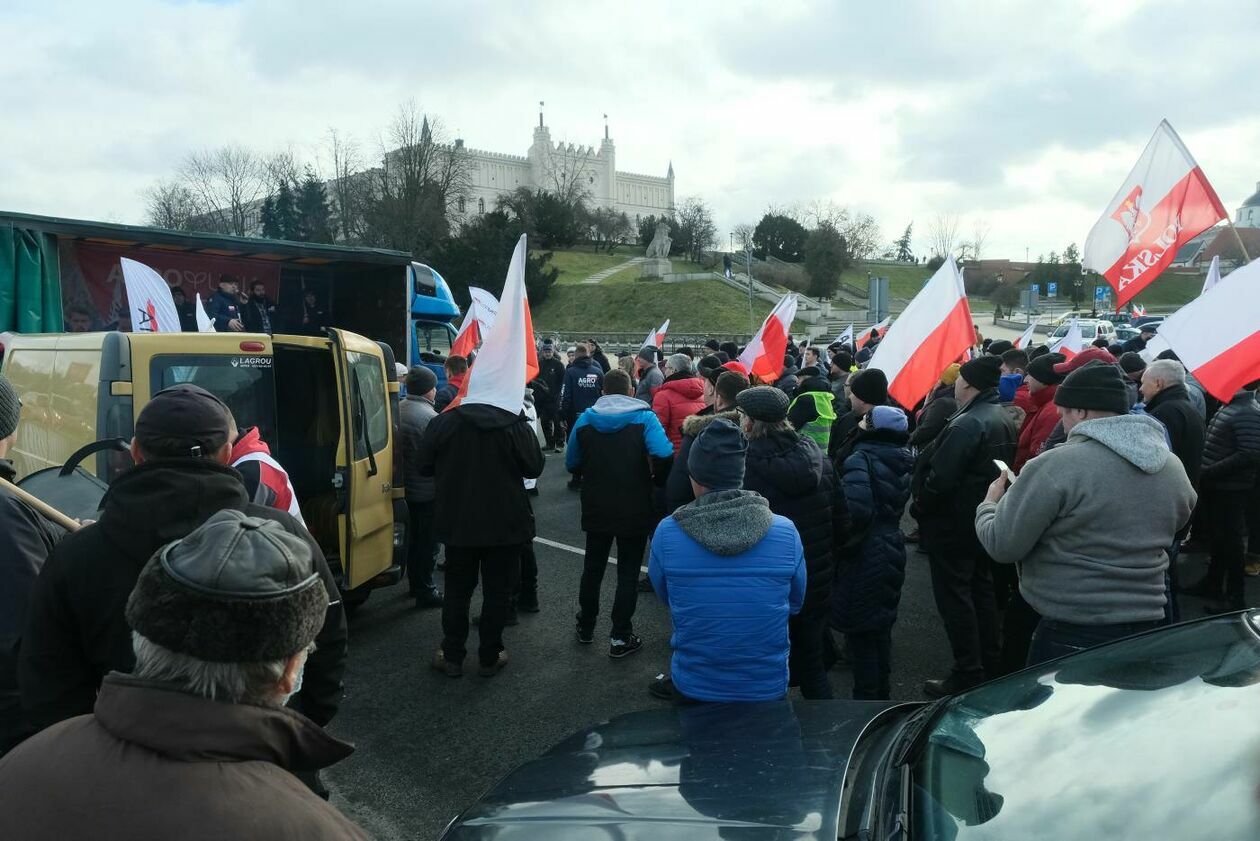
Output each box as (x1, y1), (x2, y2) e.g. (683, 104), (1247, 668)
(321, 439), (1241, 840)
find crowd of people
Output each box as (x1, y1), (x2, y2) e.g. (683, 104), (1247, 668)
(1, 311), (1257, 836)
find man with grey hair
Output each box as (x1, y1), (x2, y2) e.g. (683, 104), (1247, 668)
(652, 352), (705, 453)
(1139, 358), (1206, 619)
(0, 511), (368, 839)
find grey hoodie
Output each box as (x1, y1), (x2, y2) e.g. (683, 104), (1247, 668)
(975, 413), (1196, 625)
(672, 490), (775, 555)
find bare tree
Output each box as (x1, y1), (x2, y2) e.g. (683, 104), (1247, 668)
(928, 212), (961, 259)
(143, 180), (199, 231)
(787, 199), (881, 262)
(538, 140), (596, 207)
(177, 145), (269, 236)
(360, 101), (474, 253)
(970, 220), (990, 261)
(326, 128), (364, 242)
(732, 223), (756, 253)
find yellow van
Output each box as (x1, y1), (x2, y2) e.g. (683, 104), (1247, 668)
(1, 328), (405, 605)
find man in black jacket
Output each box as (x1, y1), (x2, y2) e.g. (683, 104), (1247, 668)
(0, 373), (63, 754)
(241, 281), (277, 334)
(418, 399), (544, 677)
(17, 385), (346, 763)
(533, 339), (567, 451)
(738, 386), (849, 699)
(1140, 359), (1207, 620)
(205, 275), (244, 332)
(1184, 383), (1260, 611)
(567, 370), (674, 658)
(912, 355), (1017, 697)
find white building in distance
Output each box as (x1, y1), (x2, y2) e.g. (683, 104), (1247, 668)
(453, 108), (675, 225)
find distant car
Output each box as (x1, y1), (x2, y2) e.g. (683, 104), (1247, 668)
(1048, 319), (1116, 343)
(1100, 312), (1133, 326)
(1115, 325), (1142, 343)
(1133, 315), (1165, 329)
(439, 612), (1260, 841)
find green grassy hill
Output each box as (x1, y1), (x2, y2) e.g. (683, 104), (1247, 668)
(842, 264), (932, 299)
(533, 276), (802, 335)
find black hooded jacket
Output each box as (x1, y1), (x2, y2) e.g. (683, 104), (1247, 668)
(18, 458), (347, 739)
(1144, 383), (1206, 488)
(417, 403), (545, 547)
(912, 389), (1017, 554)
(741, 429), (849, 616)
(1201, 389), (1260, 492)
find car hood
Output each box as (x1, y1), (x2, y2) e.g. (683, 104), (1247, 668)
(440, 700), (901, 840)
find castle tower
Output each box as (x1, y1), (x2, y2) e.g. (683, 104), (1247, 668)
(528, 101), (552, 191)
(600, 114), (616, 209)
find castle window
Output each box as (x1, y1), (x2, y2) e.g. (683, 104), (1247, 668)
(458, 196), (466, 213)
(478, 198), (485, 214)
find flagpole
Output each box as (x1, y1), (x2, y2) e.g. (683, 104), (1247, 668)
(1227, 218), (1252, 263)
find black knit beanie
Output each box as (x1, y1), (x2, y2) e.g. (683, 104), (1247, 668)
(1119, 352), (1147, 376)
(959, 355), (1003, 391)
(1053, 360), (1129, 415)
(987, 339), (1014, 356)
(848, 368), (888, 405)
(1026, 353), (1066, 386)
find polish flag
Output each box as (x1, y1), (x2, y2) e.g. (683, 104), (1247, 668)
(834, 324), (854, 347)
(641, 318), (670, 349)
(450, 287), (500, 357)
(867, 259), (974, 408)
(1130, 303), (1147, 318)
(856, 316), (892, 347)
(738, 293), (798, 381)
(1083, 120), (1227, 306)
(1201, 255), (1222, 295)
(120, 258), (181, 333)
(447, 235), (538, 413)
(1049, 317), (1083, 359)
(1014, 323), (1037, 350)
(1160, 257), (1260, 401)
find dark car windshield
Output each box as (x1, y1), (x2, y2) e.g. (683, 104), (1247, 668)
(151, 354), (278, 445)
(911, 614), (1260, 840)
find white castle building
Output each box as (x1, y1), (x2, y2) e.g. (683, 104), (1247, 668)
(453, 109), (675, 224)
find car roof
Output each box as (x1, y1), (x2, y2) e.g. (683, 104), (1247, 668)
(439, 700), (900, 839)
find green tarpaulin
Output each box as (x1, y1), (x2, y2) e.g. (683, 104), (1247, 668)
(0, 225), (63, 333)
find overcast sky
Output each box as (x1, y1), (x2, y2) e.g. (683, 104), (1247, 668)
(3, 0), (1258, 261)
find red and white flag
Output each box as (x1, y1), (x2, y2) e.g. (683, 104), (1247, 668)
(449, 235), (538, 413)
(450, 286), (500, 357)
(641, 318), (670, 350)
(738, 293), (798, 381)
(1083, 120), (1227, 306)
(1160, 257), (1260, 401)
(1130, 303), (1147, 318)
(1014, 323), (1037, 350)
(856, 316), (891, 347)
(867, 259), (974, 408)
(120, 258), (181, 333)
(1049, 317), (1083, 359)
(1202, 255), (1222, 295)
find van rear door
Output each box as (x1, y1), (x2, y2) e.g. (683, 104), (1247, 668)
(327, 328), (395, 589)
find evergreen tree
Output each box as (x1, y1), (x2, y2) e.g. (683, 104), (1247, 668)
(296, 169), (333, 243)
(259, 195), (280, 239)
(273, 179), (299, 240)
(895, 222), (914, 262)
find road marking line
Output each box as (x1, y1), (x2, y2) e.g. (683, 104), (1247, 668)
(533, 536), (649, 574)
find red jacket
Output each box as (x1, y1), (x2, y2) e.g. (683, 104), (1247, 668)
(652, 375), (706, 453)
(1013, 382), (1035, 415)
(230, 427), (304, 524)
(1014, 385), (1059, 472)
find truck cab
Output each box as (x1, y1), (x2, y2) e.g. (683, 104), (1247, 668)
(2, 329), (404, 603)
(409, 261), (460, 384)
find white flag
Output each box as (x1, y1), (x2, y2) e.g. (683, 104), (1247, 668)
(641, 318), (670, 350)
(1049, 317), (1083, 358)
(835, 324), (854, 347)
(1202, 255), (1222, 295)
(194, 293), (214, 332)
(120, 258), (180, 333)
(1014, 323), (1037, 350)
(459, 235), (539, 413)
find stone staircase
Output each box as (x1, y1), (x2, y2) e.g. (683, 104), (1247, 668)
(581, 256), (645, 284)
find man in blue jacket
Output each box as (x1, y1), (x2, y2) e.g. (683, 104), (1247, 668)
(560, 344), (604, 489)
(567, 369), (674, 658)
(648, 418), (806, 702)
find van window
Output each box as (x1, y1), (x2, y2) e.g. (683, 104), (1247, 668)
(348, 351), (388, 458)
(150, 355), (278, 445)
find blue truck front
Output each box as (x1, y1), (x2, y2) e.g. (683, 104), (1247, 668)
(408, 261), (460, 386)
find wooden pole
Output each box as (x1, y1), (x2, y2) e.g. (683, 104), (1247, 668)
(0, 477), (82, 532)
(1227, 218), (1252, 263)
